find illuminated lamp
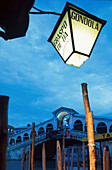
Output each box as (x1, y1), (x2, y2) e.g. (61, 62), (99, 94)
(48, 2), (106, 67)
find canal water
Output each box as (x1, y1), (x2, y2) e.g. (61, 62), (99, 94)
(7, 160), (55, 170)
(7, 160), (87, 170)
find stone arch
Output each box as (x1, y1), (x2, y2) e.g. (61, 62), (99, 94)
(10, 138), (15, 145)
(96, 122), (107, 134)
(23, 133), (29, 141)
(30, 131), (36, 138)
(46, 123), (53, 133)
(38, 127), (45, 135)
(16, 136), (22, 143)
(74, 120), (83, 131)
(57, 111), (69, 129)
(109, 125), (112, 132)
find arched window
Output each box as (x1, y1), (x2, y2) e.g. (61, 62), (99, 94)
(16, 136), (22, 143)
(23, 133), (29, 141)
(109, 125), (112, 132)
(38, 127), (45, 135)
(74, 120), (83, 131)
(97, 122), (107, 134)
(46, 124), (53, 133)
(10, 138), (15, 145)
(30, 131), (36, 138)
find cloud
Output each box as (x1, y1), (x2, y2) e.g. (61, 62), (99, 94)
(0, 0), (112, 126)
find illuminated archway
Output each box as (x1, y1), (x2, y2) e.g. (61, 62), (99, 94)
(57, 111), (69, 129)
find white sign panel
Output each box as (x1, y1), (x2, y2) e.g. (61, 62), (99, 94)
(51, 12), (73, 62)
(70, 9), (102, 55)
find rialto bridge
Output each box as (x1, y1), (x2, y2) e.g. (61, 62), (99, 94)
(7, 107), (112, 160)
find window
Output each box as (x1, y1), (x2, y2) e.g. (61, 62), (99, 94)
(96, 122), (107, 134)
(23, 133), (29, 141)
(10, 138), (15, 145)
(38, 127), (45, 135)
(46, 124), (53, 133)
(16, 136), (22, 143)
(74, 120), (83, 131)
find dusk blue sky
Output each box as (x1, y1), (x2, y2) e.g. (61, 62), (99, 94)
(0, 0), (112, 127)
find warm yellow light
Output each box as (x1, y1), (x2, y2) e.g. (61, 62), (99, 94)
(70, 9), (102, 55)
(48, 2), (106, 67)
(66, 53), (89, 67)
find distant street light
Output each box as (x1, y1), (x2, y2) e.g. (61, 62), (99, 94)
(48, 2), (106, 67)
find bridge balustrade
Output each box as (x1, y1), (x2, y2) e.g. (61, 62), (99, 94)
(8, 132), (48, 151)
(8, 128), (88, 148)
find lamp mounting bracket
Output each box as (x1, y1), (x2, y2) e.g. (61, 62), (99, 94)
(29, 6), (61, 16)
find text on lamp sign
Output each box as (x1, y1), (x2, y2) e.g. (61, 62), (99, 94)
(53, 11), (99, 52)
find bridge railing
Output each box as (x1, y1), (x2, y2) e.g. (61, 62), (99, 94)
(69, 129), (87, 139)
(7, 129), (88, 152)
(7, 132), (47, 151)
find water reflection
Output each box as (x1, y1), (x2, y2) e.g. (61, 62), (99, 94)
(7, 160), (87, 169)
(7, 160), (56, 170)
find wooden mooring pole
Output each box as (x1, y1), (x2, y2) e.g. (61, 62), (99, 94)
(0, 95), (9, 170)
(31, 122), (35, 170)
(103, 146), (106, 170)
(87, 111), (96, 169)
(21, 146), (25, 170)
(57, 140), (62, 170)
(106, 146), (111, 170)
(81, 83), (96, 170)
(42, 142), (46, 170)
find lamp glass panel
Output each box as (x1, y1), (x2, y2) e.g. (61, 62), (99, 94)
(51, 12), (73, 61)
(70, 9), (102, 55)
(66, 53), (89, 67)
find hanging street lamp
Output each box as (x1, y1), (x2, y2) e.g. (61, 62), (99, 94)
(48, 2), (107, 169)
(48, 2), (106, 67)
